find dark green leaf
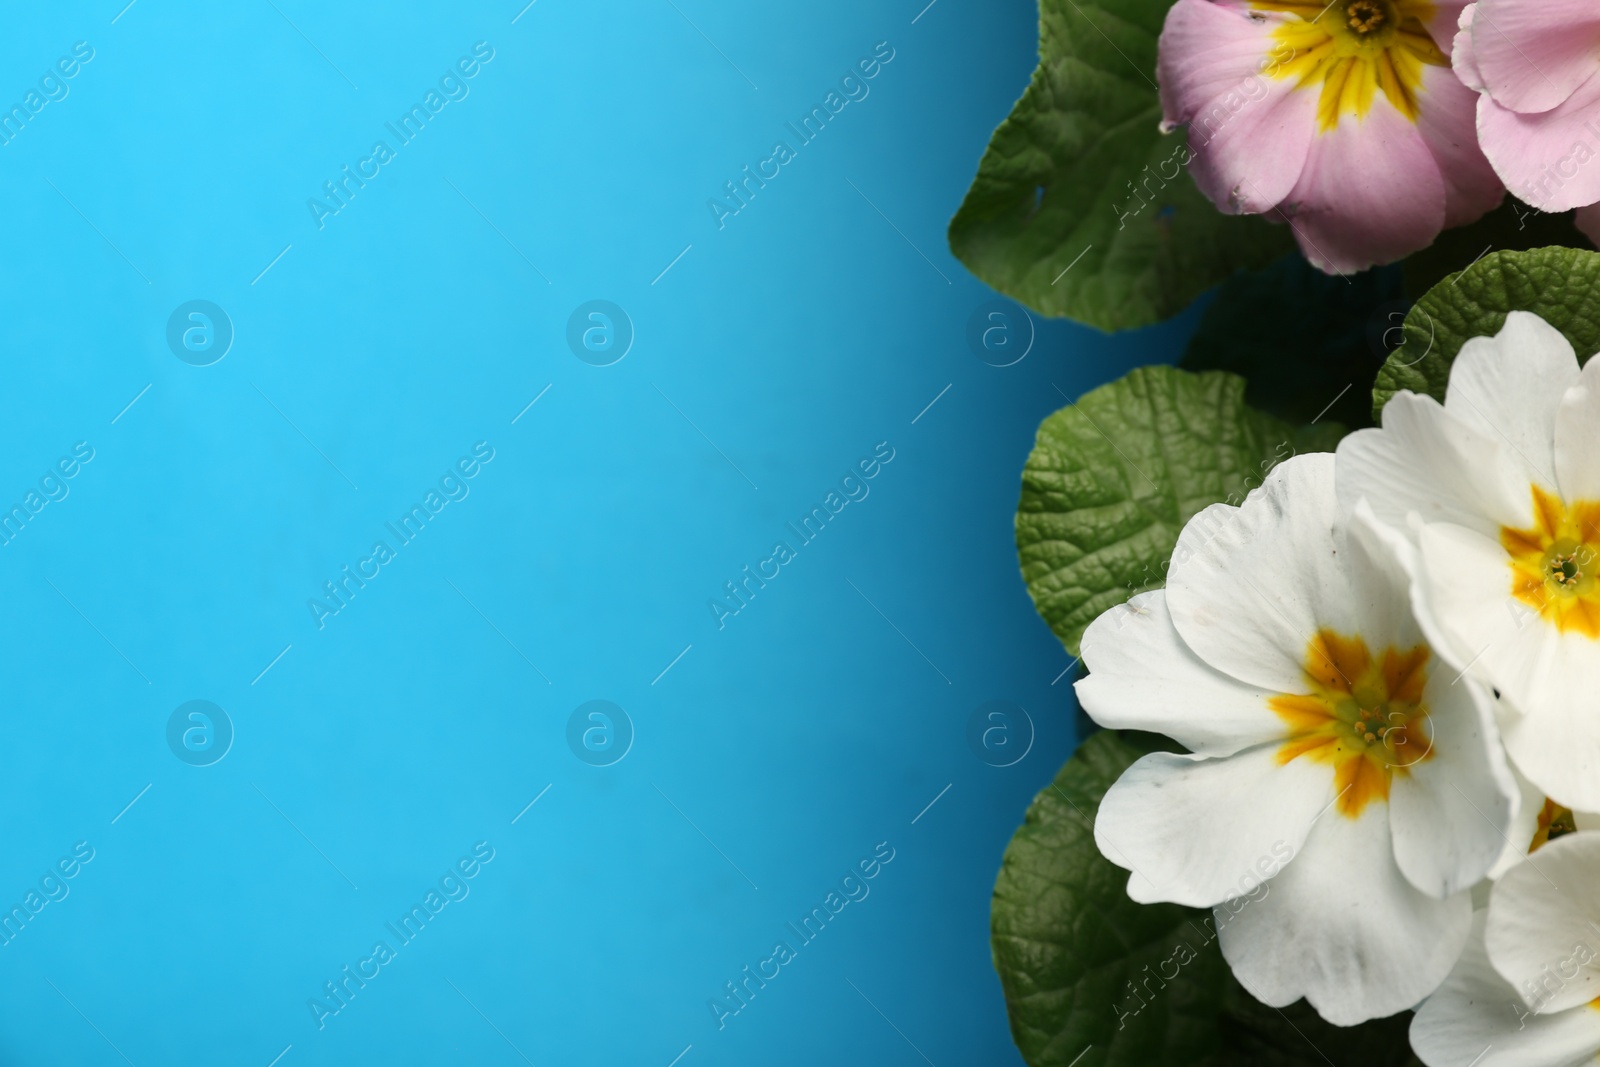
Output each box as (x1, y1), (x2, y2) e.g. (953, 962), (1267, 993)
(993, 730), (1226, 1066)
(947, 0), (1293, 331)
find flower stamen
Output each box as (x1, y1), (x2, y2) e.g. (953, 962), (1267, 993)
(1501, 486), (1600, 637)
(1269, 630), (1433, 818)
(1345, 0), (1389, 35)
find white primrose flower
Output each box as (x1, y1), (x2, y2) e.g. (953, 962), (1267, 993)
(1337, 312), (1600, 811)
(1412, 832), (1600, 1067)
(1078, 453), (1518, 1026)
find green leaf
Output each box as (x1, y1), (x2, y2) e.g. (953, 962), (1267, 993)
(992, 732), (1422, 1067)
(1373, 246), (1600, 420)
(1181, 256), (1404, 429)
(947, 0), (1293, 331)
(993, 730), (1227, 1067)
(1017, 366), (1342, 657)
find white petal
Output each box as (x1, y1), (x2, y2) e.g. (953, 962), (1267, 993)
(1167, 454), (1414, 692)
(1348, 501), (1475, 674)
(1487, 766), (1549, 881)
(1487, 832), (1600, 1014)
(1499, 656), (1600, 814)
(1095, 745), (1332, 908)
(1336, 392), (1533, 541)
(1414, 519), (1539, 688)
(1417, 523), (1600, 810)
(1217, 801), (1471, 1025)
(1391, 669), (1518, 897)
(1444, 311), (1577, 491)
(1347, 496), (1417, 595)
(1554, 350), (1600, 502)
(1338, 498), (1432, 649)
(1412, 911), (1600, 1067)
(1075, 591), (1283, 756)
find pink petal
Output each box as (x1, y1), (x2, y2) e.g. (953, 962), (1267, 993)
(1278, 101), (1446, 274)
(1470, 0), (1600, 114)
(1414, 66), (1504, 226)
(1157, 0), (1316, 213)
(1424, 0), (1472, 54)
(1451, 4), (1484, 92)
(1478, 69), (1600, 212)
(1158, 0), (1281, 125)
(1577, 202), (1600, 246)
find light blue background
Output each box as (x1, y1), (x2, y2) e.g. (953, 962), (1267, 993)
(0, 1), (1195, 1063)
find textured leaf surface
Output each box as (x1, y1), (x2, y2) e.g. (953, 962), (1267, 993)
(1017, 367), (1342, 657)
(1373, 247), (1600, 418)
(947, 0), (1292, 331)
(993, 731), (1228, 1066)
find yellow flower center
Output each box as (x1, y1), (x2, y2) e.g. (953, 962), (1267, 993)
(1268, 630), (1433, 818)
(1256, 0), (1447, 130)
(1501, 486), (1600, 638)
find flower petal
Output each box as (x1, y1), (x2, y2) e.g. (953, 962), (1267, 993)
(1076, 591), (1285, 756)
(1444, 310), (1577, 490)
(1486, 766), (1547, 880)
(1168, 453), (1418, 693)
(1416, 522), (1600, 811)
(1469, 0), (1600, 115)
(1421, 0), (1470, 50)
(1390, 665), (1517, 897)
(1497, 645), (1600, 813)
(1348, 497), (1459, 657)
(1344, 506), (1519, 898)
(1278, 100), (1446, 273)
(1412, 519), (1545, 679)
(1450, 3), (1484, 92)
(1158, 0), (1279, 124)
(1554, 347), (1600, 502)
(1158, 0), (1317, 213)
(1477, 69), (1600, 213)
(1095, 744), (1333, 908)
(1337, 393), (1533, 540)
(1415, 66), (1505, 227)
(1411, 911), (1600, 1067)
(1217, 800), (1471, 1025)
(1486, 832), (1600, 1014)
